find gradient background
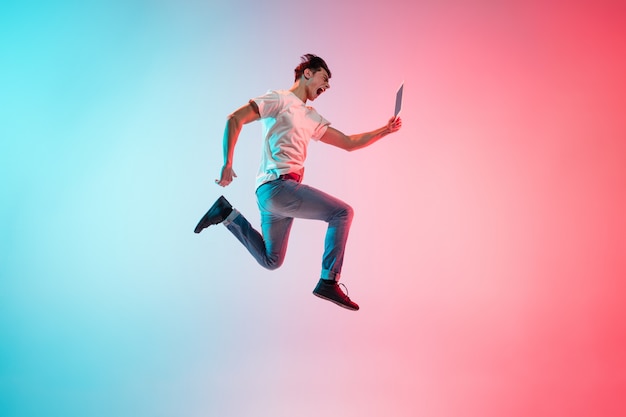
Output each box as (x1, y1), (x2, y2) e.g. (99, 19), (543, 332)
(2, 1), (625, 416)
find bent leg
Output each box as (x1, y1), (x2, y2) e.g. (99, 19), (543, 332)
(259, 180), (354, 280)
(224, 209), (293, 270)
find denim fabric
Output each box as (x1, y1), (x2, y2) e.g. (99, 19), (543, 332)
(225, 179), (353, 280)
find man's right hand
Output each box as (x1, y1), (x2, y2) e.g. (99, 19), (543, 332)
(215, 165), (237, 187)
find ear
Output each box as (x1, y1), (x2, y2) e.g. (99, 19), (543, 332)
(303, 68), (313, 80)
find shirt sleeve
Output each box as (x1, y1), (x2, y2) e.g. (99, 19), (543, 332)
(250, 90), (281, 119)
(310, 114), (331, 141)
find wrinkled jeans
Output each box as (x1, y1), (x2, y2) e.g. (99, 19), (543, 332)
(224, 178), (353, 280)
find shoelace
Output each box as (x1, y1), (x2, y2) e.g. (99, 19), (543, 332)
(338, 283), (351, 300)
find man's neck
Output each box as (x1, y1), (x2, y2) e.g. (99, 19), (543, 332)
(289, 82), (307, 103)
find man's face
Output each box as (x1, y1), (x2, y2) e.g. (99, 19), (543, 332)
(305, 68), (331, 101)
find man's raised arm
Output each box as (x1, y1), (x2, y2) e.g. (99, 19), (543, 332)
(319, 116), (402, 152)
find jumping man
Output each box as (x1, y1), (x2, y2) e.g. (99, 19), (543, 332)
(194, 54), (402, 311)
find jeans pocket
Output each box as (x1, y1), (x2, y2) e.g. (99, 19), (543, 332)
(256, 181), (285, 211)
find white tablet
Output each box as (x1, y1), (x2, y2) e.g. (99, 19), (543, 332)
(394, 82), (404, 118)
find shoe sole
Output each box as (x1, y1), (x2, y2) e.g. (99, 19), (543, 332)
(194, 211), (222, 233)
(312, 292), (359, 311)
(194, 196), (231, 233)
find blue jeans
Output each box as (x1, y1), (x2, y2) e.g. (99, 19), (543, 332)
(224, 179), (354, 280)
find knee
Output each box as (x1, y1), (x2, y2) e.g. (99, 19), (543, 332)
(326, 203), (354, 227)
(262, 255), (285, 271)
(344, 204), (354, 220)
(338, 203), (354, 223)
(264, 262), (282, 271)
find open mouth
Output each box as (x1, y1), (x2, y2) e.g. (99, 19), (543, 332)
(316, 87), (326, 96)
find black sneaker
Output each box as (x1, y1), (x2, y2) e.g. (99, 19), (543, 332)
(194, 196), (233, 233)
(313, 279), (359, 311)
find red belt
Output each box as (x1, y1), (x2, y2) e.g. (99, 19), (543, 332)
(278, 172), (302, 183)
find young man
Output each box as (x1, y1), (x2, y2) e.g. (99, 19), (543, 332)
(194, 54), (402, 311)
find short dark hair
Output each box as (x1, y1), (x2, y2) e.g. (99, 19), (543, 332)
(294, 54), (332, 81)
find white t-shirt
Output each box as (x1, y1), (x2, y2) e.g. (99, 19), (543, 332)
(251, 90), (330, 188)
